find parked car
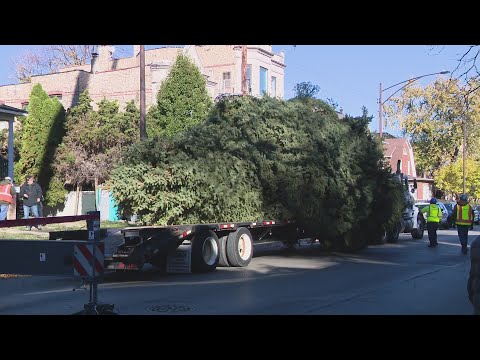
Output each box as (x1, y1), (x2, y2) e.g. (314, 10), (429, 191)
(440, 202), (455, 228)
(473, 205), (480, 225)
(416, 200), (450, 229)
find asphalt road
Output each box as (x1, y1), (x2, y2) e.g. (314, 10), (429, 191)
(0, 228), (475, 315)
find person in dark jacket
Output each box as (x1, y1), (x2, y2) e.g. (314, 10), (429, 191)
(467, 235), (480, 315)
(19, 175), (43, 230)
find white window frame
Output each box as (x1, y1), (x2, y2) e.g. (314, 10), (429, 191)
(259, 66), (268, 95)
(222, 72), (231, 92)
(271, 76), (277, 97)
(246, 65), (252, 94)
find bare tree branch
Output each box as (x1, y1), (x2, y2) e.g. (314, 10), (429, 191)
(432, 45), (480, 98)
(446, 45), (480, 84)
(10, 45), (92, 83)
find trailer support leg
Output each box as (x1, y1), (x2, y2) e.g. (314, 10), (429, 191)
(72, 211), (119, 315)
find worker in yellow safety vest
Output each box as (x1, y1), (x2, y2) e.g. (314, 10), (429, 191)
(421, 197), (443, 248)
(452, 193), (474, 255)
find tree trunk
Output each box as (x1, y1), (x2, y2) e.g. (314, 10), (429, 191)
(94, 177), (99, 211)
(74, 184), (81, 216)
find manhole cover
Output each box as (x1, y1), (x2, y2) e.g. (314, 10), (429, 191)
(147, 305), (191, 313)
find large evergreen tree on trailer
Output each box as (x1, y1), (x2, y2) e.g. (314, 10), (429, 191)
(111, 96), (403, 250)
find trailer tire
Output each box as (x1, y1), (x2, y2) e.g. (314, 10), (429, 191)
(226, 228), (253, 267)
(218, 236), (230, 267)
(191, 230), (219, 273)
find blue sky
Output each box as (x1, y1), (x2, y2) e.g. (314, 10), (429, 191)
(0, 45), (469, 135)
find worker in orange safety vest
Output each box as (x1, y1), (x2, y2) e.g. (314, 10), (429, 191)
(452, 193), (474, 255)
(0, 176), (16, 221)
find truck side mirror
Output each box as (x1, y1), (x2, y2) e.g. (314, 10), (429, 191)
(413, 179), (417, 189)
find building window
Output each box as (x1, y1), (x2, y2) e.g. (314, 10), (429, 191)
(246, 65), (252, 94)
(259, 67), (268, 95)
(424, 184), (429, 201)
(21, 102), (29, 111)
(49, 92), (63, 101)
(222, 72), (231, 92)
(271, 76), (277, 97)
(407, 160), (411, 175)
(403, 147), (407, 155)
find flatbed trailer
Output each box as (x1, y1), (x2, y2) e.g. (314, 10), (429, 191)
(106, 219), (300, 273)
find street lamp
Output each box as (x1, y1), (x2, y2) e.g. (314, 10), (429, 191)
(378, 70), (450, 138)
(463, 109), (467, 194)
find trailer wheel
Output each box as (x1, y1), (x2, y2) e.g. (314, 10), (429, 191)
(218, 236), (230, 267)
(191, 230), (219, 273)
(226, 228), (253, 267)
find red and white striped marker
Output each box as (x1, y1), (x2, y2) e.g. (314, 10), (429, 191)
(73, 243), (104, 278)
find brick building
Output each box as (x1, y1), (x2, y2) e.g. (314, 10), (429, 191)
(0, 45), (286, 130)
(383, 137), (434, 201)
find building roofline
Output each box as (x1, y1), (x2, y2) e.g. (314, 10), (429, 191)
(0, 104), (28, 116)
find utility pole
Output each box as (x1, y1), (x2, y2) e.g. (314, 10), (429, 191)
(242, 45), (247, 95)
(463, 110), (467, 194)
(461, 91), (470, 195)
(140, 45), (147, 140)
(379, 82), (383, 138)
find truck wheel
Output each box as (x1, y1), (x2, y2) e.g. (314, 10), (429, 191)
(386, 222), (401, 243)
(411, 216), (425, 239)
(191, 230), (219, 273)
(217, 236), (230, 267)
(226, 228), (253, 267)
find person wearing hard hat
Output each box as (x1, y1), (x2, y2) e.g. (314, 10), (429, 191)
(0, 176), (16, 221)
(452, 193), (474, 254)
(421, 197), (442, 248)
